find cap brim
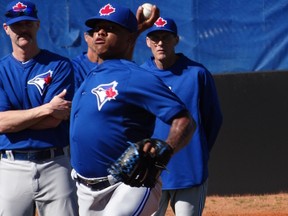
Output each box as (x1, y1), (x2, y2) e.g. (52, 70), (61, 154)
(147, 29), (177, 36)
(85, 17), (137, 33)
(6, 16), (39, 25)
(85, 17), (102, 28)
(85, 17), (125, 30)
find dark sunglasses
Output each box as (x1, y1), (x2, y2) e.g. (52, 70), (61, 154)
(86, 29), (95, 37)
(148, 33), (176, 44)
(5, 8), (37, 18)
(94, 25), (116, 32)
(86, 26), (115, 36)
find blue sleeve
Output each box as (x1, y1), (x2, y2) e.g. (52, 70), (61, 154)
(126, 71), (187, 124)
(199, 69), (223, 151)
(43, 60), (75, 103)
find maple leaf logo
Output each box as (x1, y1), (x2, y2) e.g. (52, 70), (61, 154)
(106, 87), (117, 98)
(44, 75), (52, 84)
(154, 17), (167, 27)
(99, 4), (116, 16)
(13, 2), (27, 12)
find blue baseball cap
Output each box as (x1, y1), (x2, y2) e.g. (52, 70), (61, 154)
(85, 3), (138, 33)
(147, 17), (178, 36)
(5, 0), (39, 25)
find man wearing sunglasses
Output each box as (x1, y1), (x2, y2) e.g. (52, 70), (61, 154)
(0, 1), (78, 215)
(69, 3), (196, 215)
(142, 17), (223, 216)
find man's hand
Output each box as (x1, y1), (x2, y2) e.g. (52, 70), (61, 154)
(0, 89), (72, 132)
(127, 4), (160, 60)
(48, 89), (72, 120)
(136, 4), (160, 34)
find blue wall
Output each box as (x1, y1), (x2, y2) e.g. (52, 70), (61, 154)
(1, 0), (288, 74)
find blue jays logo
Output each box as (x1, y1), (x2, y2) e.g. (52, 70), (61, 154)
(91, 81), (118, 111)
(27, 70), (53, 96)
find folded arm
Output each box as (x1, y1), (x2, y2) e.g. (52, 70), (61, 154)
(0, 89), (71, 133)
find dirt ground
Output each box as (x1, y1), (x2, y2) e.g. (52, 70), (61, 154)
(165, 193), (288, 216)
(34, 193), (288, 215)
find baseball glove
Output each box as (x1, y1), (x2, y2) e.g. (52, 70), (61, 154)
(107, 138), (174, 188)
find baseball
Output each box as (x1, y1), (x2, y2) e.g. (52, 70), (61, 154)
(142, 3), (153, 19)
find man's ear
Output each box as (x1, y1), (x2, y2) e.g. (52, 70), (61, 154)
(175, 35), (180, 45)
(3, 23), (9, 35)
(146, 37), (152, 48)
(84, 32), (89, 42)
(35, 20), (40, 30)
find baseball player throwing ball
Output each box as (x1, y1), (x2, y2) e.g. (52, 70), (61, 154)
(0, 1), (78, 215)
(69, 2), (196, 216)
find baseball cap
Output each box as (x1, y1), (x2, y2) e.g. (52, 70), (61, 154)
(147, 17), (178, 36)
(5, 0), (38, 25)
(85, 3), (138, 33)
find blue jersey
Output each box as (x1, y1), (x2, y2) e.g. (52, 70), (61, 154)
(141, 54), (223, 189)
(0, 50), (74, 150)
(71, 52), (97, 91)
(70, 59), (187, 178)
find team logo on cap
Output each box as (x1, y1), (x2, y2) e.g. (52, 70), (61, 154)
(28, 70), (53, 96)
(12, 2), (28, 12)
(91, 81), (118, 111)
(99, 4), (116, 16)
(154, 17), (167, 27)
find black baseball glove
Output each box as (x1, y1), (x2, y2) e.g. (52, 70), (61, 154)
(107, 138), (174, 188)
